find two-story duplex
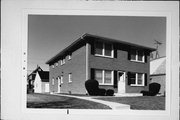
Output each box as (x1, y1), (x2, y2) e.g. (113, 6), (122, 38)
(46, 33), (156, 94)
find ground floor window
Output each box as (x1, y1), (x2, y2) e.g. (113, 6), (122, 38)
(94, 69), (113, 85)
(68, 73), (72, 83)
(129, 72), (145, 86)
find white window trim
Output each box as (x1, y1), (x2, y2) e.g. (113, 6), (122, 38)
(62, 58), (65, 64)
(55, 62), (58, 67)
(60, 60), (63, 65)
(61, 58), (66, 65)
(97, 70), (114, 85)
(52, 65), (55, 69)
(68, 54), (72, 60)
(130, 73), (145, 86)
(60, 76), (63, 84)
(68, 73), (72, 83)
(130, 50), (145, 63)
(95, 42), (114, 58)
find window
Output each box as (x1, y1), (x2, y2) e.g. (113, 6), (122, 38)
(95, 70), (103, 84)
(129, 72), (144, 86)
(60, 57), (66, 65)
(62, 58), (65, 64)
(55, 62), (58, 67)
(95, 42), (113, 58)
(94, 69), (113, 85)
(52, 78), (55, 85)
(68, 54), (72, 60)
(60, 75), (63, 84)
(29, 75), (32, 79)
(104, 70), (112, 84)
(130, 50), (144, 62)
(52, 65), (54, 68)
(68, 73), (72, 83)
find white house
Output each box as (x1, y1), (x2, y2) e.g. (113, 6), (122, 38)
(34, 71), (50, 93)
(150, 57), (166, 95)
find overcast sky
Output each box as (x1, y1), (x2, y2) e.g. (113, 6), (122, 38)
(28, 15), (166, 72)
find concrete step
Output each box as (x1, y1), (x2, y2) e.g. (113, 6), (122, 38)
(114, 93), (142, 97)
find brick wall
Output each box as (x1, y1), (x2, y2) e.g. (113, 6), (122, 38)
(89, 43), (150, 93)
(49, 45), (87, 94)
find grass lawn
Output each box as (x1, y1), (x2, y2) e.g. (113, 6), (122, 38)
(27, 93), (111, 109)
(95, 96), (165, 110)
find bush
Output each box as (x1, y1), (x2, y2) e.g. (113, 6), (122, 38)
(141, 83), (161, 96)
(98, 88), (106, 96)
(106, 89), (114, 96)
(85, 79), (99, 96)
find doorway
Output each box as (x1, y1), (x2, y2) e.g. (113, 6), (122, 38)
(118, 71), (126, 93)
(57, 77), (61, 93)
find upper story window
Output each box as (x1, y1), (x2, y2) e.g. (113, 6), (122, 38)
(52, 65), (55, 69)
(62, 58), (65, 64)
(130, 49), (144, 62)
(94, 69), (114, 85)
(129, 72), (145, 86)
(60, 57), (66, 65)
(95, 41), (113, 58)
(68, 54), (72, 60)
(55, 62), (58, 67)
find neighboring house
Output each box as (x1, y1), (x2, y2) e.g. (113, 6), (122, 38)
(34, 71), (50, 93)
(46, 33), (155, 94)
(150, 57), (166, 95)
(27, 66), (43, 91)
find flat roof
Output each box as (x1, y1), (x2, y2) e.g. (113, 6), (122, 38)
(46, 33), (156, 64)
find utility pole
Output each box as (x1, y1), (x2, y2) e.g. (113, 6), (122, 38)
(154, 39), (162, 59)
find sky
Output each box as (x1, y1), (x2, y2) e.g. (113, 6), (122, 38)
(28, 15), (166, 73)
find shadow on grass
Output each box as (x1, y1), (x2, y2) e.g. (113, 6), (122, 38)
(27, 93), (111, 109)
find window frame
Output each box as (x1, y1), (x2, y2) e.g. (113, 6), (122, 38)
(60, 57), (66, 65)
(94, 69), (114, 85)
(60, 75), (63, 84)
(68, 73), (72, 83)
(68, 54), (72, 60)
(94, 42), (114, 58)
(55, 62), (58, 67)
(52, 65), (55, 68)
(130, 73), (145, 86)
(130, 50), (145, 63)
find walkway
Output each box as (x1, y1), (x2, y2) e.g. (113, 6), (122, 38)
(53, 93), (130, 110)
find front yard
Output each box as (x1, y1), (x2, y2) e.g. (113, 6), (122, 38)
(27, 93), (111, 109)
(27, 93), (165, 110)
(95, 96), (165, 110)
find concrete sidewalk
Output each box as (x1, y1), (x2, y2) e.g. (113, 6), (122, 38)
(53, 93), (130, 110)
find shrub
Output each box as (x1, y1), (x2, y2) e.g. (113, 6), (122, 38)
(98, 88), (106, 96)
(141, 82), (161, 96)
(106, 89), (114, 96)
(85, 79), (99, 96)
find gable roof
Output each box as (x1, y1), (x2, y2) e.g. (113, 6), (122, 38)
(150, 57), (166, 75)
(28, 66), (43, 80)
(46, 33), (156, 65)
(37, 71), (49, 82)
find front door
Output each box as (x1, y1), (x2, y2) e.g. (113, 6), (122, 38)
(118, 71), (126, 93)
(57, 77), (61, 93)
(45, 83), (49, 92)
